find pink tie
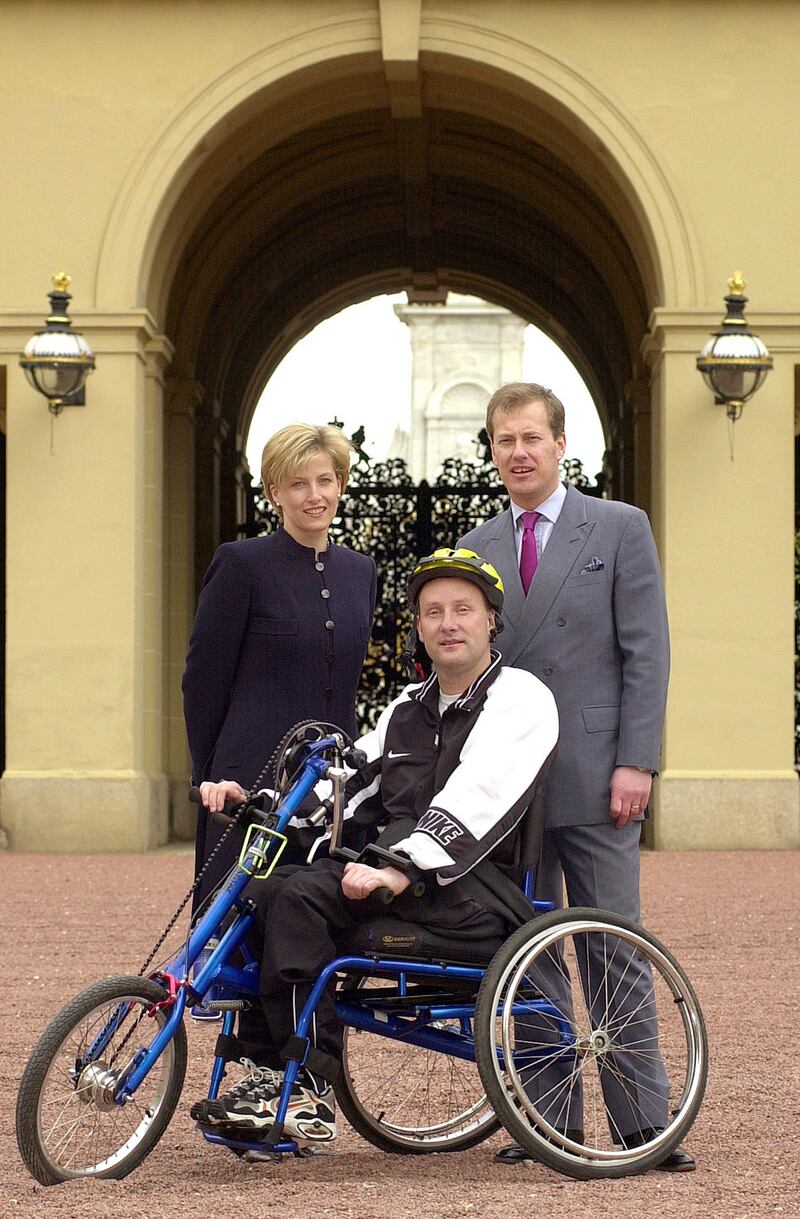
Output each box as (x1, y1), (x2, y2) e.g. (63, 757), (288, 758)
(519, 511), (541, 595)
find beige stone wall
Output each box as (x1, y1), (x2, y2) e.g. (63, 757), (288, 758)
(1, 1), (351, 304)
(645, 319), (799, 849)
(0, 0), (797, 849)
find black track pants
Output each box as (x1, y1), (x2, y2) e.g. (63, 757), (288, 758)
(237, 857), (504, 1085)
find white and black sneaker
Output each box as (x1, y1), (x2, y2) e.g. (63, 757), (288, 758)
(278, 1075), (336, 1143)
(191, 1059), (336, 1143)
(191, 1059), (284, 1130)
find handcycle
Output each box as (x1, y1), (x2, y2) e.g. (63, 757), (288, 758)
(16, 721), (708, 1185)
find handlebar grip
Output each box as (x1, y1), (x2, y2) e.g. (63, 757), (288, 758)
(373, 878), (425, 906)
(188, 786), (243, 826)
(344, 746), (368, 770)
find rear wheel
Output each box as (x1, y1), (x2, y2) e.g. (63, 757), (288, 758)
(16, 975), (187, 1185)
(474, 909), (707, 1179)
(336, 976), (499, 1153)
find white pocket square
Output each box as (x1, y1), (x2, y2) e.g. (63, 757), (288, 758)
(581, 557), (605, 574)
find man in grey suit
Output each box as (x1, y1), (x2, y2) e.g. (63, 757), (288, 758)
(460, 382), (694, 1172)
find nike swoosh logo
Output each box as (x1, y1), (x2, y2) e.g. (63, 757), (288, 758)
(387, 750), (411, 759)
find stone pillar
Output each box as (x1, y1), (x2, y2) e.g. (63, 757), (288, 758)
(399, 309), (435, 479)
(627, 374), (652, 516)
(142, 337), (171, 829)
(499, 316), (526, 386)
(194, 408), (228, 585)
(163, 375), (200, 840)
(0, 311), (171, 851)
(643, 311), (799, 849)
(219, 424), (245, 547)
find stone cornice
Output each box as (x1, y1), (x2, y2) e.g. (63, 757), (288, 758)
(642, 308), (800, 365)
(647, 306), (800, 331)
(0, 309), (171, 360)
(396, 300), (524, 323)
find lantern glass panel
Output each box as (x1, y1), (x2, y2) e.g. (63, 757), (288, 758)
(26, 364), (85, 398)
(711, 365), (746, 401)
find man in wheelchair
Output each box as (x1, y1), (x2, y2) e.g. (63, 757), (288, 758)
(191, 548), (559, 1147)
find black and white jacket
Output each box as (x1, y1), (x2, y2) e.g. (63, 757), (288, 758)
(301, 653), (558, 887)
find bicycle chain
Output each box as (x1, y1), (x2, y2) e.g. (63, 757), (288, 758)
(97, 722), (335, 1070)
(136, 718), (322, 978)
(246, 718), (319, 809)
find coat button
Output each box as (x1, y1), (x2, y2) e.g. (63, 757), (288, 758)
(325, 619), (335, 630)
(321, 588), (330, 599)
(557, 617), (566, 626)
(543, 666), (553, 676)
(315, 561), (325, 572)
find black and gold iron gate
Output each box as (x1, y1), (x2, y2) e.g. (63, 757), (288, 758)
(241, 431), (602, 726)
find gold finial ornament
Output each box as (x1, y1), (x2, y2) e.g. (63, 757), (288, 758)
(51, 270), (71, 293)
(727, 270), (746, 296)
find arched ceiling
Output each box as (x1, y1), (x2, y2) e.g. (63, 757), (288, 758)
(161, 78), (651, 455)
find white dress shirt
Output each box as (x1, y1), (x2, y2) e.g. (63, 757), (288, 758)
(511, 481), (567, 562)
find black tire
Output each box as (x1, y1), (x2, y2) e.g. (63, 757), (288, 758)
(474, 909), (707, 1180)
(16, 975), (188, 1185)
(335, 977), (499, 1153)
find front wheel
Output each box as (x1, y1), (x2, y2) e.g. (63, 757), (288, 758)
(16, 975), (187, 1185)
(474, 909), (707, 1180)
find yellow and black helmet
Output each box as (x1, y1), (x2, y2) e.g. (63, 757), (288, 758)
(408, 547), (505, 615)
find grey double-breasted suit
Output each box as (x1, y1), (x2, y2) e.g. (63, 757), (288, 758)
(460, 484), (672, 1135)
(460, 483), (670, 832)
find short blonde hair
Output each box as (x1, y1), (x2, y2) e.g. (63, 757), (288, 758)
(261, 423), (353, 509)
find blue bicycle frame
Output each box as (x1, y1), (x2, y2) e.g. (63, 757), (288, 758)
(113, 744), (335, 1104)
(88, 735), (561, 1157)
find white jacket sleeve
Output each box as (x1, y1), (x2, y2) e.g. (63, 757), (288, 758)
(391, 669), (558, 882)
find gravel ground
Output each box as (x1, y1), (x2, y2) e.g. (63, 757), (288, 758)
(1, 847), (798, 1219)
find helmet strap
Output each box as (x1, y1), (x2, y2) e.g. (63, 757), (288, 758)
(400, 623), (419, 680)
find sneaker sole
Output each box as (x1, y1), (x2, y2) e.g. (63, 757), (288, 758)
(190, 1099), (273, 1130)
(283, 1116), (336, 1142)
(190, 1098), (336, 1143)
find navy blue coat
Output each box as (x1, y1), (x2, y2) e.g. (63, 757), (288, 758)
(183, 528), (376, 896)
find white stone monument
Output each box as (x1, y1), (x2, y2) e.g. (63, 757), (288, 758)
(392, 294), (526, 481)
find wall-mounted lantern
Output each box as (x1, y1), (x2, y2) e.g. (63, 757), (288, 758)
(20, 272), (95, 415)
(696, 272), (772, 421)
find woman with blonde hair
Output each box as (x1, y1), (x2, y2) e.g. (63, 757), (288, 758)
(183, 422), (376, 909)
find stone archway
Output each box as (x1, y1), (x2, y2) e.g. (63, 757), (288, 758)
(97, 16), (699, 312)
(95, 15), (701, 508)
(4, 7), (796, 857)
(95, 16), (700, 839)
